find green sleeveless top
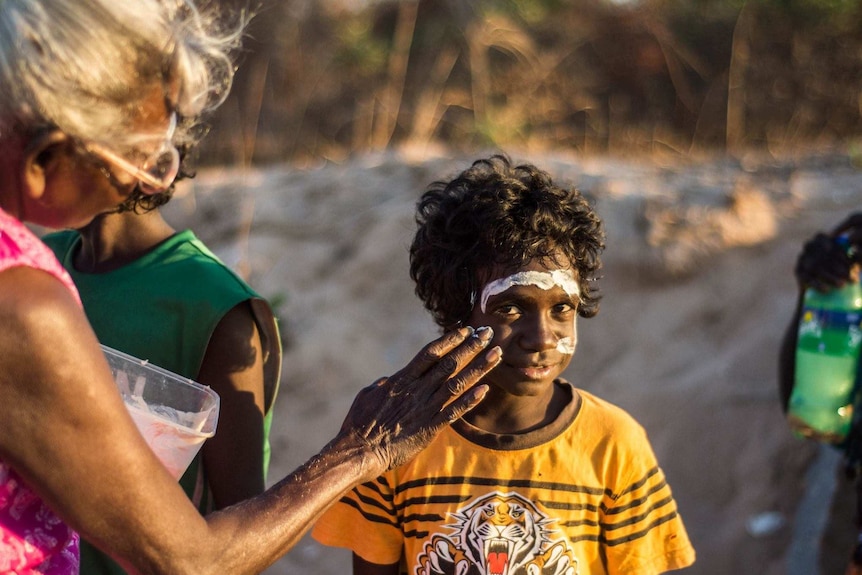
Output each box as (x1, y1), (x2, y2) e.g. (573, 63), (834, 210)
(43, 229), (281, 575)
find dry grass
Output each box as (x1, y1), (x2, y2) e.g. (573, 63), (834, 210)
(198, 0), (862, 166)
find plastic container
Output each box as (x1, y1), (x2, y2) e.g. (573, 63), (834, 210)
(788, 280), (862, 444)
(101, 345), (220, 479)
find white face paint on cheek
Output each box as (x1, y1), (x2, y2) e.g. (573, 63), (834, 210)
(556, 316), (578, 355)
(556, 337), (575, 355)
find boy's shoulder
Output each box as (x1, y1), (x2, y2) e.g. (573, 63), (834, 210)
(574, 387), (650, 444)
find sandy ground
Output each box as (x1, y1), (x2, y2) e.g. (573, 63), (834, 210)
(161, 148), (862, 575)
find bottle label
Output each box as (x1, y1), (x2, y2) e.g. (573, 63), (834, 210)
(798, 307), (862, 353)
(791, 305), (862, 443)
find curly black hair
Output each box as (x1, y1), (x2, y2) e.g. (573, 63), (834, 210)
(409, 154), (605, 330)
(114, 176), (180, 214)
(114, 121), (206, 214)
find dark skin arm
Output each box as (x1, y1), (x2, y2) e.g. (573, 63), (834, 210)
(354, 553), (399, 575)
(779, 213), (862, 411)
(0, 266), (500, 575)
(197, 302), (268, 508)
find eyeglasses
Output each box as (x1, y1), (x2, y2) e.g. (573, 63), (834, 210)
(84, 113), (180, 194)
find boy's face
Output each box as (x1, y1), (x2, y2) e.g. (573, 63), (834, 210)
(466, 257), (579, 398)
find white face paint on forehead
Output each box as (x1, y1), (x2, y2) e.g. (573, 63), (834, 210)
(479, 269), (580, 313)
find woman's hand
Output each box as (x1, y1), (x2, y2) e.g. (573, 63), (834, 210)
(338, 326), (500, 476)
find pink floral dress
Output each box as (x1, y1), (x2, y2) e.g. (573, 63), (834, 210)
(0, 207), (80, 574)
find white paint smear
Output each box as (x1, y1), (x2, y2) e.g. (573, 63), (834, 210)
(480, 269), (580, 313)
(556, 336), (576, 355)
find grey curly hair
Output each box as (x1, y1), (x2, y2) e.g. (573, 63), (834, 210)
(0, 0), (242, 164)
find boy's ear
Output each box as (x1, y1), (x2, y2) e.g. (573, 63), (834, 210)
(21, 129), (70, 200)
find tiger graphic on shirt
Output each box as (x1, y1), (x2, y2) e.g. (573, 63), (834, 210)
(414, 491), (578, 575)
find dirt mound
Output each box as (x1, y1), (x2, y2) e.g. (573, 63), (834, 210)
(163, 150), (862, 574)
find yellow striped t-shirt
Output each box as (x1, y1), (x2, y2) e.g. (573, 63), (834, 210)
(313, 384), (695, 575)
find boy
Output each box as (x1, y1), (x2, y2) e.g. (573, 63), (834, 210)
(312, 155), (695, 574)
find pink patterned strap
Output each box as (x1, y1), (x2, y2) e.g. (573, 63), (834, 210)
(0, 464), (80, 574)
(0, 208), (80, 303)
(0, 208), (81, 573)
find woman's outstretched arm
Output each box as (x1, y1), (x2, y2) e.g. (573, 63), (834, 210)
(0, 265), (499, 575)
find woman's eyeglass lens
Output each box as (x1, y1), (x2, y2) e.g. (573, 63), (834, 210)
(85, 113), (179, 194)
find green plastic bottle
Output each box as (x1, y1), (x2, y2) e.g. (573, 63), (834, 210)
(788, 275), (862, 444)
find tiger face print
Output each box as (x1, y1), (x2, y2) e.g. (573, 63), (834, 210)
(414, 491), (577, 575)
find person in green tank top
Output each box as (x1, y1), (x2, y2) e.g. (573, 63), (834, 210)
(43, 187), (282, 575)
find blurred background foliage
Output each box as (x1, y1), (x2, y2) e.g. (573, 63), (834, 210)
(199, 0), (862, 166)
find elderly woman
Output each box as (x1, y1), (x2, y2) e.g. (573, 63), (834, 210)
(0, 1), (500, 574)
